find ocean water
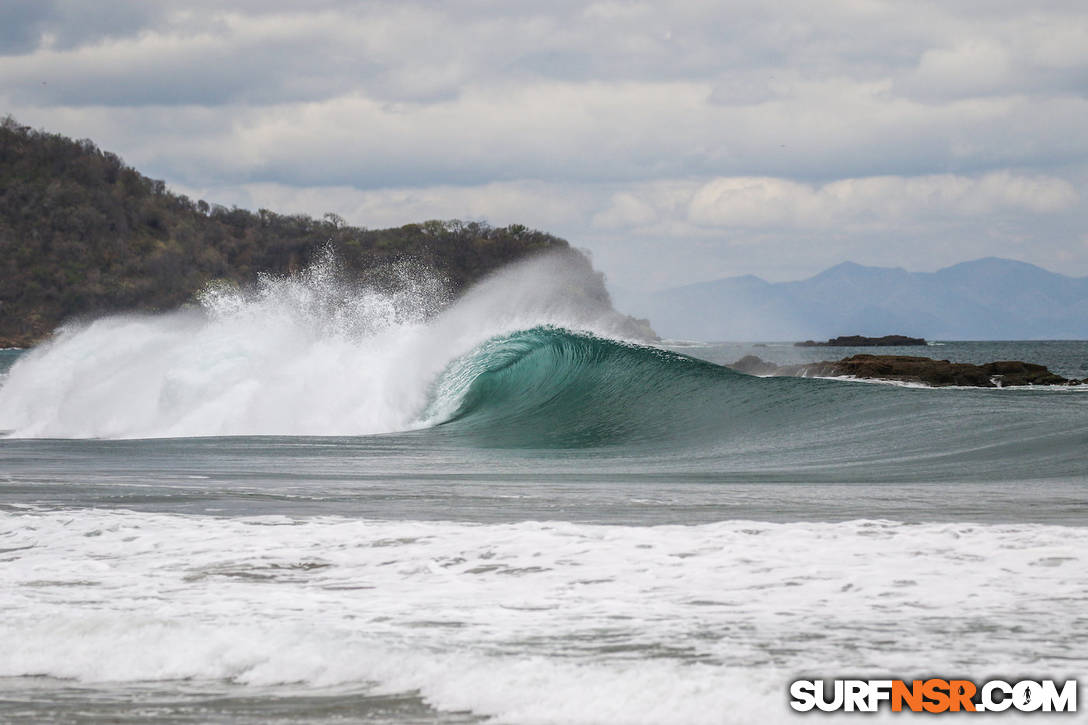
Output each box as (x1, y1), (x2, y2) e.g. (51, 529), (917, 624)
(1, 257), (1086, 723)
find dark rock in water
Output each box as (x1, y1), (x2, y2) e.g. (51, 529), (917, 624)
(729, 355), (781, 375)
(821, 355), (1072, 387)
(728, 354), (1080, 387)
(795, 335), (926, 347)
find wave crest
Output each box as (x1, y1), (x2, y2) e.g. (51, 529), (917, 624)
(424, 326), (733, 447)
(0, 252), (647, 439)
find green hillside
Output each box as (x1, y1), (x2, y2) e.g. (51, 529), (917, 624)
(0, 117), (585, 347)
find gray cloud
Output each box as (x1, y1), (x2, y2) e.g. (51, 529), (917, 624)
(2, 0), (1087, 288)
(0, 1), (162, 55)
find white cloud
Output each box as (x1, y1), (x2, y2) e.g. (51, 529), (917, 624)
(11, 75), (1086, 194)
(688, 172), (1078, 229)
(910, 39), (1015, 97)
(591, 192), (660, 229)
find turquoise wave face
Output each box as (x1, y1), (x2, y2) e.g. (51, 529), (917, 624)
(424, 326), (741, 447)
(422, 327), (1088, 482)
(426, 326), (898, 452)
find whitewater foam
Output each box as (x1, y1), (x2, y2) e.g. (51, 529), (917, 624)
(2, 508), (1084, 723)
(0, 252), (640, 439)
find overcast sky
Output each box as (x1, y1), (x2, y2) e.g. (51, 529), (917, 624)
(3, 0), (1087, 289)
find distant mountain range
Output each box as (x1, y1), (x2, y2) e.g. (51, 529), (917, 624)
(612, 258), (1088, 341)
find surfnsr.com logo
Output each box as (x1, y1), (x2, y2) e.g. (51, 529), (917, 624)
(789, 679), (1077, 713)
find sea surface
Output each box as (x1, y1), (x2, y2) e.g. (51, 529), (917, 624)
(1, 260), (1086, 723)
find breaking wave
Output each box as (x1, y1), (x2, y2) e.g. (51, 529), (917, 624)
(0, 252), (1086, 482)
(0, 252), (645, 439)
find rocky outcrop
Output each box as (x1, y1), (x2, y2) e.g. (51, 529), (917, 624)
(795, 335), (926, 347)
(730, 354), (1082, 387)
(729, 355), (782, 375)
(622, 317), (661, 343)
